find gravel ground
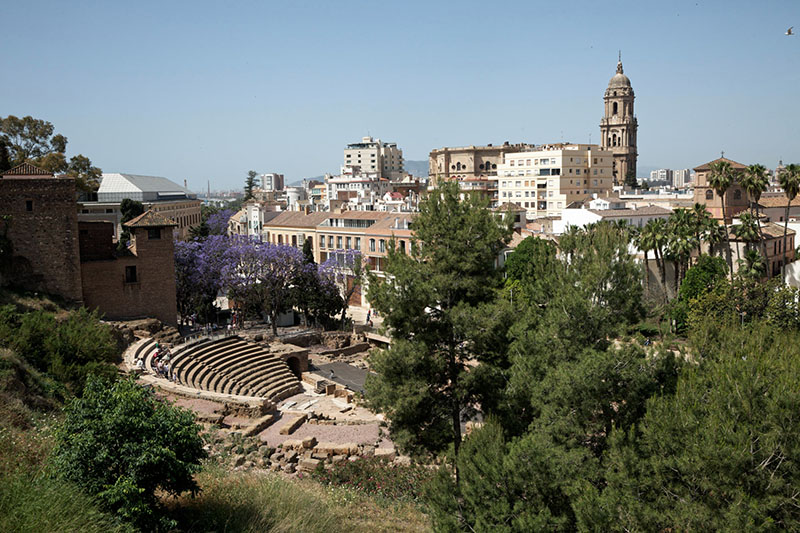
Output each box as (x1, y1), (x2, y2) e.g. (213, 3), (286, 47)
(163, 395), (225, 417)
(257, 413), (388, 448)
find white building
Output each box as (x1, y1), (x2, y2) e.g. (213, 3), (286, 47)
(324, 165), (391, 210)
(493, 144), (614, 219)
(649, 169), (673, 185)
(554, 202), (672, 234)
(260, 173), (285, 192)
(343, 136), (404, 180)
(672, 169), (691, 188)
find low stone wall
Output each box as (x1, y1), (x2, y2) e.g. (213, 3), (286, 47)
(317, 342), (371, 358)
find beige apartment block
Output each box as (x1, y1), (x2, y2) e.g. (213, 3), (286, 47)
(494, 144), (613, 219)
(343, 136), (404, 180)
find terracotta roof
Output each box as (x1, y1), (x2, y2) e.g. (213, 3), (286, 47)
(693, 157), (747, 172)
(494, 202), (526, 212)
(757, 195), (800, 208)
(587, 206), (673, 218)
(264, 211), (329, 228)
(1, 162), (53, 177)
(729, 221), (795, 240)
(123, 210), (178, 228)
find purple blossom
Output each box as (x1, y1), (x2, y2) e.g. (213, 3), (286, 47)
(206, 209), (234, 235)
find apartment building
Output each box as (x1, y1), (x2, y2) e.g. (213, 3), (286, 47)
(494, 144), (614, 219)
(343, 136), (404, 180)
(673, 169), (691, 188)
(260, 173), (285, 192)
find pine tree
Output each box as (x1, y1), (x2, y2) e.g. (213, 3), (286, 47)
(365, 181), (513, 466)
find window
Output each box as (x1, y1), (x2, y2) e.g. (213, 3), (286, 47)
(705, 190), (714, 200)
(510, 160), (515, 167)
(346, 237), (352, 249)
(125, 265), (137, 283)
(734, 189), (742, 200)
(25, 200), (33, 211)
(337, 236), (342, 249)
(147, 228), (161, 240)
(328, 236), (334, 248)
(400, 240), (406, 254)
(515, 181), (521, 187)
(355, 237), (361, 250)
(105, 208), (114, 213)
(379, 239), (386, 253)
(320, 235), (325, 248)
(369, 239), (376, 252)
(593, 169), (598, 175)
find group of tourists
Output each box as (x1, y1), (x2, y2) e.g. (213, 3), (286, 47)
(151, 343), (177, 382)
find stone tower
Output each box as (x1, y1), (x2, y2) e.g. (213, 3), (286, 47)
(600, 56), (638, 186)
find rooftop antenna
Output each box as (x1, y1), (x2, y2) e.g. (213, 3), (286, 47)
(721, 150), (725, 159)
(618, 50), (621, 62)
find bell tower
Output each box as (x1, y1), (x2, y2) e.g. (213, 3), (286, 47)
(600, 54), (638, 186)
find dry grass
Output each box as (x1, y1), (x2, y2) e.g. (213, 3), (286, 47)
(165, 465), (431, 533)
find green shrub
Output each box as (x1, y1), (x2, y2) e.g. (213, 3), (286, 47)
(0, 306), (118, 394)
(51, 376), (206, 530)
(312, 456), (434, 502)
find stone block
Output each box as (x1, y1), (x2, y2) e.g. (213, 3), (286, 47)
(242, 414), (275, 437)
(301, 436), (317, 449)
(279, 414), (306, 435)
(297, 458), (320, 473)
(374, 448), (396, 461)
(282, 439), (302, 449)
(313, 442), (359, 457)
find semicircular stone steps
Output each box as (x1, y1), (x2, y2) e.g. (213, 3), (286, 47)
(167, 335), (301, 402)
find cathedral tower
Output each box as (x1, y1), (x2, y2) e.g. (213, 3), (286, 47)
(600, 56), (638, 186)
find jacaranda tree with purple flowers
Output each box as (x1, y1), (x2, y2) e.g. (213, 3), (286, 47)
(174, 234), (229, 324)
(206, 209), (234, 235)
(222, 238), (305, 335)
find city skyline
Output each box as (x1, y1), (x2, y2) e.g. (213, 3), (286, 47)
(2, 0), (798, 190)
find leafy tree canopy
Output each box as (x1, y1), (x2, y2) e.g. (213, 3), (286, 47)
(0, 115), (101, 190)
(52, 376), (206, 530)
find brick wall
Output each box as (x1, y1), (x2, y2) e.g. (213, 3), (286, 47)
(0, 177), (83, 301)
(78, 221), (115, 261)
(81, 225), (177, 326)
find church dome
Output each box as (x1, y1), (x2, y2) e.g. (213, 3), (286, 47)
(608, 60), (631, 88)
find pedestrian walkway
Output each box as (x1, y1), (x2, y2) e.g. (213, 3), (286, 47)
(347, 305), (384, 329)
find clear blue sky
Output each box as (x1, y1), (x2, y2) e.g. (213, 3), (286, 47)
(2, 0), (798, 190)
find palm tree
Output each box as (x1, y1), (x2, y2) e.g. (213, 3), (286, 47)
(778, 163), (800, 281)
(690, 203), (712, 256)
(636, 224), (655, 294)
(705, 222), (727, 257)
(666, 210), (699, 292)
(741, 164), (770, 272)
(738, 249), (766, 280)
(647, 218), (669, 297)
(731, 212), (759, 268)
(708, 160), (735, 280)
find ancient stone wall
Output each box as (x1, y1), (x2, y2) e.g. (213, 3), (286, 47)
(0, 177), (83, 301)
(81, 226), (177, 325)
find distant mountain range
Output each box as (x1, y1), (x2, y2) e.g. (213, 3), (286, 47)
(403, 160), (429, 177)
